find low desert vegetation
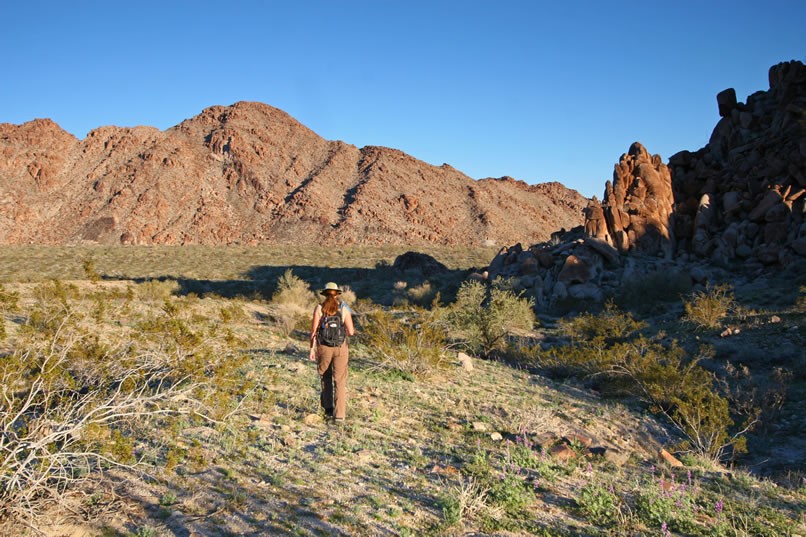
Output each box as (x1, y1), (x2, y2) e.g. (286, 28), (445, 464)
(682, 283), (738, 330)
(447, 278), (536, 358)
(524, 302), (755, 462)
(0, 246), (803, 537)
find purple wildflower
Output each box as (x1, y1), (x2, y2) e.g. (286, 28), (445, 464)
(586, 463), (593, 474)
(687, 470), (692, 487)
(540, 447), (547, 461)
(608, 484), (614, 494)
(650, 464), (656, 476)
(715, 499), (724, 521)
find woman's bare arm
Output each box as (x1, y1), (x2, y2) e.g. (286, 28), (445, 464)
(309, 305), (322, 361)
(343, 310), (355, 337)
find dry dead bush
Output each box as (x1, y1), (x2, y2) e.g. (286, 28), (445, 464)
(0, 281), (248, 525)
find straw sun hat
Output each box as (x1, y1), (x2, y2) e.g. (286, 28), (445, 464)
(320, 282), (342, 295)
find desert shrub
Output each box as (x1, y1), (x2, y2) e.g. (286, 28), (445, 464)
(682, 283), (736, 330)
(447, 278), (535, 358)
(361, 307), (447, 378)
(407, 281), (436, 306)
(797, 286), (806, 311)
(267, 269), (317, 336)
(0, 281), (248, 523)
(576, 481), (623, 526)
(525, 304), (753, 462)
(438, 477), (493, 527)
(339, 284), (357, 306)
(137, 278), (179, 302)
(82, 256), (101, 282)
(219, 301), (249, 323)
(0, 284), (20, 341)
(558, 300), (646, 343)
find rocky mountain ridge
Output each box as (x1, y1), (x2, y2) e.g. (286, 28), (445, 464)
(0, 103), (587, 246)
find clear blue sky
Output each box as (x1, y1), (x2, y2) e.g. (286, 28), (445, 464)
(1, 1), (804, 198)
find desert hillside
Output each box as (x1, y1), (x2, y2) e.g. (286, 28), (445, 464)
(0, 102), (587, 246)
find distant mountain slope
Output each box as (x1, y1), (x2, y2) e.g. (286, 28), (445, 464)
(0, 102), (587, 246)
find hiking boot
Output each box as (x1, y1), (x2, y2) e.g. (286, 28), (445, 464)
(323, 408), (334, 418)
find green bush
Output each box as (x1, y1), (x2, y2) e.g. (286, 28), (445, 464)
(576, 481), (622, 526)
(489, 473), (534, 512)
(558, 300), (646, 343)
(82, 257), (101, 283)
(682, 283), (736, 330)
(448, 278), (535, 358)
(137, 278), (179, 302)
(361, 308), (447, 378)
(634, 476), (697, 533)
(0, 283), (20, 341)
(524, 304), (753, 462)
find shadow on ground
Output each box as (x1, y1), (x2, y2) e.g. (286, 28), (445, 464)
(111, 263), (475, 306)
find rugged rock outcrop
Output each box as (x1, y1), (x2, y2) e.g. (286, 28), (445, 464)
(583, 142), (675, 257)
(669, 60), (806, 268)
(0, 102), (587, 246)
(487, 60), (806, 304)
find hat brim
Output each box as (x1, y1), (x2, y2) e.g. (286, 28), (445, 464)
(320, 288), (342, 295)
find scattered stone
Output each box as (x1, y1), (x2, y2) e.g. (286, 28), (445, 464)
(562, 432), (594, 448)
(584, 237), (620, 264)
(303, 413), (323, 426)
(286, 362), (305, 373)
(770, 315), (781, 323)
(567, 282), (604, 302)
(446, 420), (462, 432)
(472, 421), (489, 432)
(549, 444), (576, 461)
(430, 464), (459, 475)
(658, 448), (684, 467)
(281, 434), (298, 448)
(601, 447), (631, 466)
(284, 343), (300, 355)
(534, 432), (560, 449)
(490, 432), (503, 441)
(720, 327), (740, 337)
(456, 352), (474, 372)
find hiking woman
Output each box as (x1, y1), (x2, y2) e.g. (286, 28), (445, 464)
(309, 282), (355, 421)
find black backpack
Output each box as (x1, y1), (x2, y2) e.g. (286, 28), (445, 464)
(318, 304), (346, 347)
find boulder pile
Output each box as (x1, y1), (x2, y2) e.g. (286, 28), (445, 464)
(484, 60), (806, 304)
(669, 60), (806, 268)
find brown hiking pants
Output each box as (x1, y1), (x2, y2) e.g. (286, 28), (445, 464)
(317, 342), (349, 419)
